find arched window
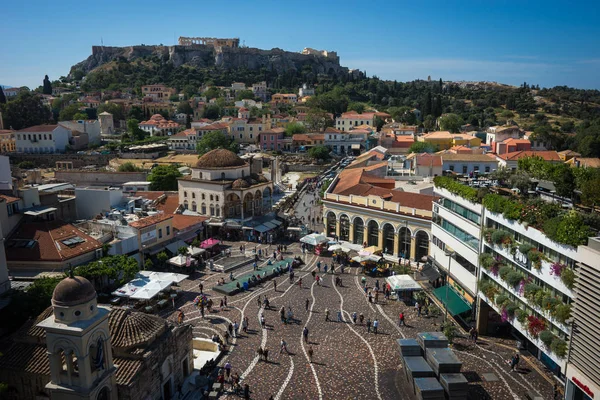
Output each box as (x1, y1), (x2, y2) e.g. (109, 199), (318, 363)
(216, 207), (220, 217)
(183, 200), (188, 209)
(382, 224), (395, 254)
(199, 172), (203, 179)
(339, 215), (350, 242)
(184, 191), (187, 198)
(192, 201), (197, 212)
(367, 220), (379, 247)
(326, 212), (336, 237)
(353, 218), (364, 245)
(202, 193), (205, 200)
(201, 203), (206, 214)
(210, 204), (215, 216)
(192, 192), (195, 199)
(398, 227), (412, 259)
(215, 195), (219, 202)
(210, 195), (214, 201)
(415, 231), (430, 261)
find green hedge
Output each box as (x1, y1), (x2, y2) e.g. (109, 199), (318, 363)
(433, 176), (479, 203)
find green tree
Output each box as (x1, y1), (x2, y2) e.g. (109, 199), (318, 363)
(285, 122), (306, 136)
(59, 103), (84, 121)
(177, 101), (193, 115)
(42, 75), (52, 95)
(347, 102), (366, 114)
(439, 113), (464, 133)
(157, 251), (169, 267)
(308, 145), (330, 161)
(202, 104), (221, 120)
(97, 102), (125, 121)
(178, 246), (189, 256)
(118, 162), (143, 172)
(183, 84), (198, 99)
(128, 106), (145, 121)
(204, 87), (221, 100)
(126, 118), (146, 141)
(72, 112), (89, 120)
(305, 108), (332, 132)
(0, 86), (6, 104)
(408, 141), (437, 153)
(196, 130), (239, 155)
(236, 89), (255, 101)
(74, 255), (139, 289)
(147, 165), (182, 191)
(1, 92), (51, 129)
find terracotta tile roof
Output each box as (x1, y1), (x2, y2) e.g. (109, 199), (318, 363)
(497, 150), (561, 162)
(558, 149), (581, 156)
(0, 194), (20, 204)
(389, 191), (437, 208)
(109, 307), (167, 349)
(128, 213), (172, 229)
(0, 342), (52, 376)
(114, 357), (144, 386)
(17, 125), (59, 133)
(324, 127), (342, 133)
(502, 138), (530, 145)
(263, 127), (285, 134)
(339, 112), (376, 119)
(153, 194), (180, 214)
(412, 153), (443, 167)
(172, 214), (208, 231)
(292, 134), (310, 141)
(0, 129), (15, 134)
(567, 157), (600, 168)
(6, 222), (102, 262)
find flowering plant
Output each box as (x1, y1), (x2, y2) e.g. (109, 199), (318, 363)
(550, 262), (565, 277)
(526, 315), (546, 338)
(490, 263), (499, 277)
(501, 308), (509, 323)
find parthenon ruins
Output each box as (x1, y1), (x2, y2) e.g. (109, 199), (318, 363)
(178, 37), (240, 48)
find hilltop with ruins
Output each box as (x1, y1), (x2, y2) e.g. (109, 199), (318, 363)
(69, 37), (348, 79)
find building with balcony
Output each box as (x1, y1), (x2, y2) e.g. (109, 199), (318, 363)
(325, 128), (369, 155)
(323, 165), (436, 261)
(0, 130), (15, 153)
(564, 238), (600, 400)
(141, 84), (177, 101)
(432, 175), (587, 379)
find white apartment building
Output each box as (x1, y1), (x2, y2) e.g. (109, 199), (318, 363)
(15, 125), (71, 153)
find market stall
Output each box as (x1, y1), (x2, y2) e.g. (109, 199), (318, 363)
(300, 233), (329, 255)
(386, 274), (422, 302)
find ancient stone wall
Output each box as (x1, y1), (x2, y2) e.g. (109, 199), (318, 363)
(9, 153), (112, 168)
(54, 171), (148, 186)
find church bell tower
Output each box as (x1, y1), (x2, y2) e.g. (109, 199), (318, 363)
(38, 275), (117, 400)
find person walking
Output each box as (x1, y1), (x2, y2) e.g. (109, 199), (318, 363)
(337, 310), (343, 322)
(263, 348), (269, 362)
(243, 383), (250, 400)
(273, 280), (277, 292)
(257, 295), (262, 308)
(366, 318), (372, 333)
(303, 326), (309, 343)
(399, 312), (405, 326)
(373, 318), (379, 334)
(260, 314), (266, 329)
(510, 353), (520, 371)
(242, 317), (249, 333)
(220, 299), (224, 312)
(224, 296), (228, 308)
(352, 312), (357, 324)
(317, 260), (321, 272)
(325, 308), (330, 321)
(308, 345), (314, 363)
(305, 298), (310, 311)
(199, 282), (203, 294)
(224, 361), (232, 380)
(359, 313), (364, 325)
(177, 310), (184, 325)
(324, 264), (328, 274)
(280, 339), (289, 355)
(233, 321), (239, 337)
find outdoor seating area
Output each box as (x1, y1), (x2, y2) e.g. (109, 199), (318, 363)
(212, 257), (301, 295)
(110, 271), (188, 313)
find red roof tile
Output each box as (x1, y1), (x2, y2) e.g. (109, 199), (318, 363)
(129, 213), (172, 229)
(0, 194), (20, 204)
(17, 125), (59, 133)
(6, 222), (102, 262)
(498, 150), (561, 161)
(172, 215), (208, 231)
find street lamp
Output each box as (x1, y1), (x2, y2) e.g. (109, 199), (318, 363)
(404, 221), (410, 264)
(444, 248), (455, 322)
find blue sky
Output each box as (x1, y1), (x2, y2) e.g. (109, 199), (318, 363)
(2, 0), (599, 90)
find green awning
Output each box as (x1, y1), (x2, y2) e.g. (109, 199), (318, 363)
(433, 285), (471, 316)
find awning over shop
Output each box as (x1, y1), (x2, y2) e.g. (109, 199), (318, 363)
(165, 240), (189, 255)
(420, 264), (441, 281)
(254, 225), (270, 233)
(271, 219), (283, 226)
(351, 144), (361, 149)
(383, 254), (400, 264)
(263, 222), (277, 229)
(287, 227), (302, 232)
(433, 285), (471, 316)
(208, 221), (226, 227)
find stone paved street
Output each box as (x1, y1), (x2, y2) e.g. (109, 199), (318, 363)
(159, 241), (555, 400)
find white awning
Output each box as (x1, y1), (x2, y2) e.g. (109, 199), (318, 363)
(383, 254), (401, 264)
(287, 227), (302, 231)
(386, 275), (422, 291)
(208, 221), (226, 227)
(300, 233), (329, 245)
(351, 144), (361, 149)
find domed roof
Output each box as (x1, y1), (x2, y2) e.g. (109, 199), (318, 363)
(109, 308), (167, 349)
(196, 149), (246, 169)
(52, 276), (96, 307)
(232, 178), (250, 189)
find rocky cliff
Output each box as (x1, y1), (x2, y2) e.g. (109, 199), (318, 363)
(70, 44), (349, 77)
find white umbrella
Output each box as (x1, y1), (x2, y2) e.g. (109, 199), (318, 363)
(130, 287), (161, 300)
(328, 244), (343, 251)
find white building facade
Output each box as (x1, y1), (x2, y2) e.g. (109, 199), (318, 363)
(15, 125), (71, 153)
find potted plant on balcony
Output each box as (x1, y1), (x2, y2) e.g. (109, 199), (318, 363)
(515, 308), (528, 324)
(526, 315), (546, 338)
(506, 270), (524, 288)
(552, 303), (572, 325)
(527, 249), (543, 270)
(539, 330), (555, 348)
(560, 268), (575, 290)
(505, 302), (520, 320)
(483, 228), (495, 244)
(550, 337), (568, 358)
